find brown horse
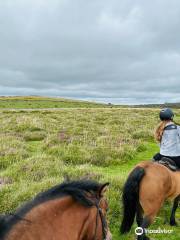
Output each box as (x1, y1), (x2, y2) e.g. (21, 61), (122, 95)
(120, 161), (180, 240)
(0, 180), (112, 240)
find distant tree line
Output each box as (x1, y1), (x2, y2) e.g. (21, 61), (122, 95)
(129, 103), (180, 109)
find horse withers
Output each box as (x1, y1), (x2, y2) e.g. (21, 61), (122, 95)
(120, 161), (180, 240)
(0, 180), (112, 240)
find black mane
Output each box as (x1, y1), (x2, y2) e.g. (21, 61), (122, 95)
(0, 180), (101, 239)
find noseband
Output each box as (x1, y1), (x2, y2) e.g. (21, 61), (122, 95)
(93, 198), (108, 240)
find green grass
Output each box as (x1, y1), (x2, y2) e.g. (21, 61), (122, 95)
(0, 96), (107, 108)
(0, 106), (180, 239)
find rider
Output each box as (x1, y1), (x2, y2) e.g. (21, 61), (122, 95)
(153, 108), (180, 168)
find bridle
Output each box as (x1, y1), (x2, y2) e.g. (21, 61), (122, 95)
(93, 198), (108, 240)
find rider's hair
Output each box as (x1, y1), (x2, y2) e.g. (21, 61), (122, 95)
(154, 120), (172, 142)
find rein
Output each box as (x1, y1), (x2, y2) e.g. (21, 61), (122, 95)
(9, 213), (32, 224)
(93, 198), (108, 240)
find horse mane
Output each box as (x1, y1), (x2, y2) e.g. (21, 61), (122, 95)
(0, 214), (6, 229)
(0, 180), (101, 239)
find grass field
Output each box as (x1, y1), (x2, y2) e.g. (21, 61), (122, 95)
(0, 100), (180, 239)
(0, 96), (107, 108)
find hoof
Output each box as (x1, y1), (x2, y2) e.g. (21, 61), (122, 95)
(137, 236), (150, 240)
(170, 220), (178, 226)
(143, 237), (150, 240)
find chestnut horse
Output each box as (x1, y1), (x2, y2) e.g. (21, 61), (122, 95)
(0, 180), (112, 240)
(120, 161), (180, 240)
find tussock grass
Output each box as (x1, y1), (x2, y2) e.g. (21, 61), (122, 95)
(24, 131), (46, 141)
(0, 135), (29, 169)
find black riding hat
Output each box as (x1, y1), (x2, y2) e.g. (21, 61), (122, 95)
(159, 108), (174, 121)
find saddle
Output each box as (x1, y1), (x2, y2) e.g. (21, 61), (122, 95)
(158, 157), (180, 171)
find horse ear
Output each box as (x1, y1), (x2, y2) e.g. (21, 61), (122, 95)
(98, 182), (109, 197)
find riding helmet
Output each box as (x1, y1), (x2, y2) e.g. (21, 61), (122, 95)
(159, 108), (174, 121)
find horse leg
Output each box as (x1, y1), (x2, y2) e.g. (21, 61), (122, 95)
(137, 215), (154, 240)
(170, 195), (180, 226)
(137, 197), (164, 240)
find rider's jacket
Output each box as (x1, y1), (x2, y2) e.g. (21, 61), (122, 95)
(160, 122), (180, 156)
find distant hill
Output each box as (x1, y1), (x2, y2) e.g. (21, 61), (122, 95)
(0, 96), (108, 109)
(0, 96), (180, 109)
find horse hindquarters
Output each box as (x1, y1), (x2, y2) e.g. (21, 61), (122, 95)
(137, 170), (167, 240)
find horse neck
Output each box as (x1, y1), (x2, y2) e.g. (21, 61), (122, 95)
(5, 196), (97, 240)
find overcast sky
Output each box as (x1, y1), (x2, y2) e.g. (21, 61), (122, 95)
(0, 0), (180, 104)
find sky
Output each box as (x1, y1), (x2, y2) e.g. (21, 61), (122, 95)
(0, 0), (180, 104)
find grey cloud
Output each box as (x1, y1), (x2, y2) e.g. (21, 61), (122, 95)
(0, 0), (180, 104)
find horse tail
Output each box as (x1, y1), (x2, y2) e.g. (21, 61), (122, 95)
(120, 166), (145, 234)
